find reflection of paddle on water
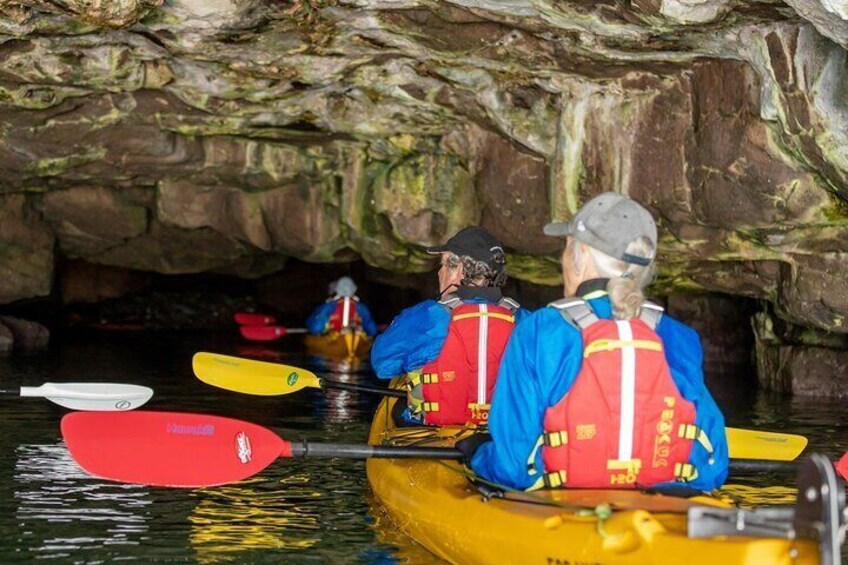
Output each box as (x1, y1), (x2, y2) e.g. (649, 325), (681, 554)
(188, 476), (321, 561)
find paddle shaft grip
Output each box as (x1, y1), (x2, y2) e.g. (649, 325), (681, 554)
(319, 379), (405, 398)
(289, 441), (463, 460)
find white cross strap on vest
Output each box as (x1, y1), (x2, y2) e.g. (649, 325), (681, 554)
(616, 320), (637, 461)
(477, 304), (488, 406)
(342, 297), (351, 328)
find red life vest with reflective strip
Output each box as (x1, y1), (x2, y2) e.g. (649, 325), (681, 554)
(327, 297), (361, 332)
(417, 298), (518, 426)
(539, 298), (703, 489)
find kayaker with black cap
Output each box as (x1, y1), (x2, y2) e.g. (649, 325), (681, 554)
(306, 276), (378, 337)
(371, 226), (529, 426)
(459, 192), (729, 492)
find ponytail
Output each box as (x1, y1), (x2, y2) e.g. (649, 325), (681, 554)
(586, 237), (655, 320)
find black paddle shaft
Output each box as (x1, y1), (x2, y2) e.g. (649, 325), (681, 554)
(288, 441), (800, 474)
(318, 379), (405, 398)
(289, 441), (463, 460)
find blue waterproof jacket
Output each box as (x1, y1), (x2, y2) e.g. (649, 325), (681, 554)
(306, 298), (378, 337)
(371, 287), (530, 379)
(471, 281), (729, 492)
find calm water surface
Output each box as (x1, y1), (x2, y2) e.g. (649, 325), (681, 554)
(0, 331), (845, 563)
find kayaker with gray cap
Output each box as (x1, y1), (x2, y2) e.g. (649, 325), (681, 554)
(371, 226), (530, 426)
(458, 192), (729, 492)
(306, 276), (378, 337)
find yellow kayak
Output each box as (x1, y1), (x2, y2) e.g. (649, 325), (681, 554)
(366, 396), (820, 565)
(304, 330), (372, 359)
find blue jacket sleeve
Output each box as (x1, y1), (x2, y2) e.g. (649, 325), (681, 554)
(657, 316), (729, 491)
(306, 303), (334, 335)
(370, 300), (451, 379)
(471, 309), (583, 490)
(514, 306), (532, 324)
(357, 303), (378, 336)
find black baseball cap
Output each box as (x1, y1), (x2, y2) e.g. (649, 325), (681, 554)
(426, 226), (505, 270)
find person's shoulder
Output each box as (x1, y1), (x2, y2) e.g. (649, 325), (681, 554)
(389, 299), (445, 323)
(656, 310), (701, 343)
(514, 305), (572, 334)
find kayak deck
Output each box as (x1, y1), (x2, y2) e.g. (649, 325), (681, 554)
(366, 396), (819, 565)
(304, 331), (372, 359)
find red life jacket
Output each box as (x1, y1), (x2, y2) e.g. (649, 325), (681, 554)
(326, 296), (361, 333)
(410, 296), (519, 426)
(536, 298), (713, 489)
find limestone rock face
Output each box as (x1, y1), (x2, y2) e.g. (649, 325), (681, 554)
(0, 196), (54, 304)
(1, 1), (848, 393)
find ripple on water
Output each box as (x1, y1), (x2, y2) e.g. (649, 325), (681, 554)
(1, 332), (845, 563)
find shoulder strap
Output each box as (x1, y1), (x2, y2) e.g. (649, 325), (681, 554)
(638, 301), (664, 330)
(438, 296), (463, 311)
(497, 296), (520, 312)
(548, 298), (599, 331)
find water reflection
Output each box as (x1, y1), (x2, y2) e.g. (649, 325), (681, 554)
(189, 475), (320, 563)
(14, 442), (151, 558)
(0, 331), (845, 563)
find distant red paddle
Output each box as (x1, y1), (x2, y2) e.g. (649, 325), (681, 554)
(234, 313), (276, 326)
(239, 326), (308, 341)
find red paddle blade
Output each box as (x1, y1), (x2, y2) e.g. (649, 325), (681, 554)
(239, 325), (286, 341)
(234, 313), (276, 326)
(837, 452), (848, 481)
(61, 411), (292, 488)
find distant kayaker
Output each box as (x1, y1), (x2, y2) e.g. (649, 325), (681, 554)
(371, 226), (530, 426)
(459, 193), (729, 492)
(306, 276), (378, 337)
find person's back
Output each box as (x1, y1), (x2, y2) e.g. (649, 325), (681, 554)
(371, 226), (528, 426)
(306, 277), (378, 337)
(462, 193), (728, 492)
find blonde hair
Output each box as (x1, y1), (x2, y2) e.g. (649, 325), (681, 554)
(570, 237), (656, 320)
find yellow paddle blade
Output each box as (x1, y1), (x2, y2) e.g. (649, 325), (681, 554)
(726, 427), (808, 461)
(192, 353), (321, 396)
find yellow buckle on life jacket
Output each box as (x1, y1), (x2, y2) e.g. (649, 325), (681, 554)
(674, 462), (698, 482)
(422, 401), (439, 413)
(542, 431), (568, 448)
(583, 339), (663, 358)
(678, 424), (715, 454)
(407, 372), (438, 389)
(452, 312), (515, 323)
(544, 470), (567, 488)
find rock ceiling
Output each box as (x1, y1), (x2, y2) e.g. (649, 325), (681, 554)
(1, 0), (847, 342)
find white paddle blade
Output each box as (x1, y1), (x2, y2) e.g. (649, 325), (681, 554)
(19, 383), (154, 411)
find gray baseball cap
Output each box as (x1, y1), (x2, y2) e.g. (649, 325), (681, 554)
(543, 192), (657, 266)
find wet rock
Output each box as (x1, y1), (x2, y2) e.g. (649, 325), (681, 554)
(0, 195), (54, 304)
(632, 0), (733, 24)
(59, 261), (151, 304)
(0, 323), (12, 356)
(0, 316), (49, 352)
(753, 309), (848, 396)
(665, 293), (757, 380)
(1, 0), (848, 394)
